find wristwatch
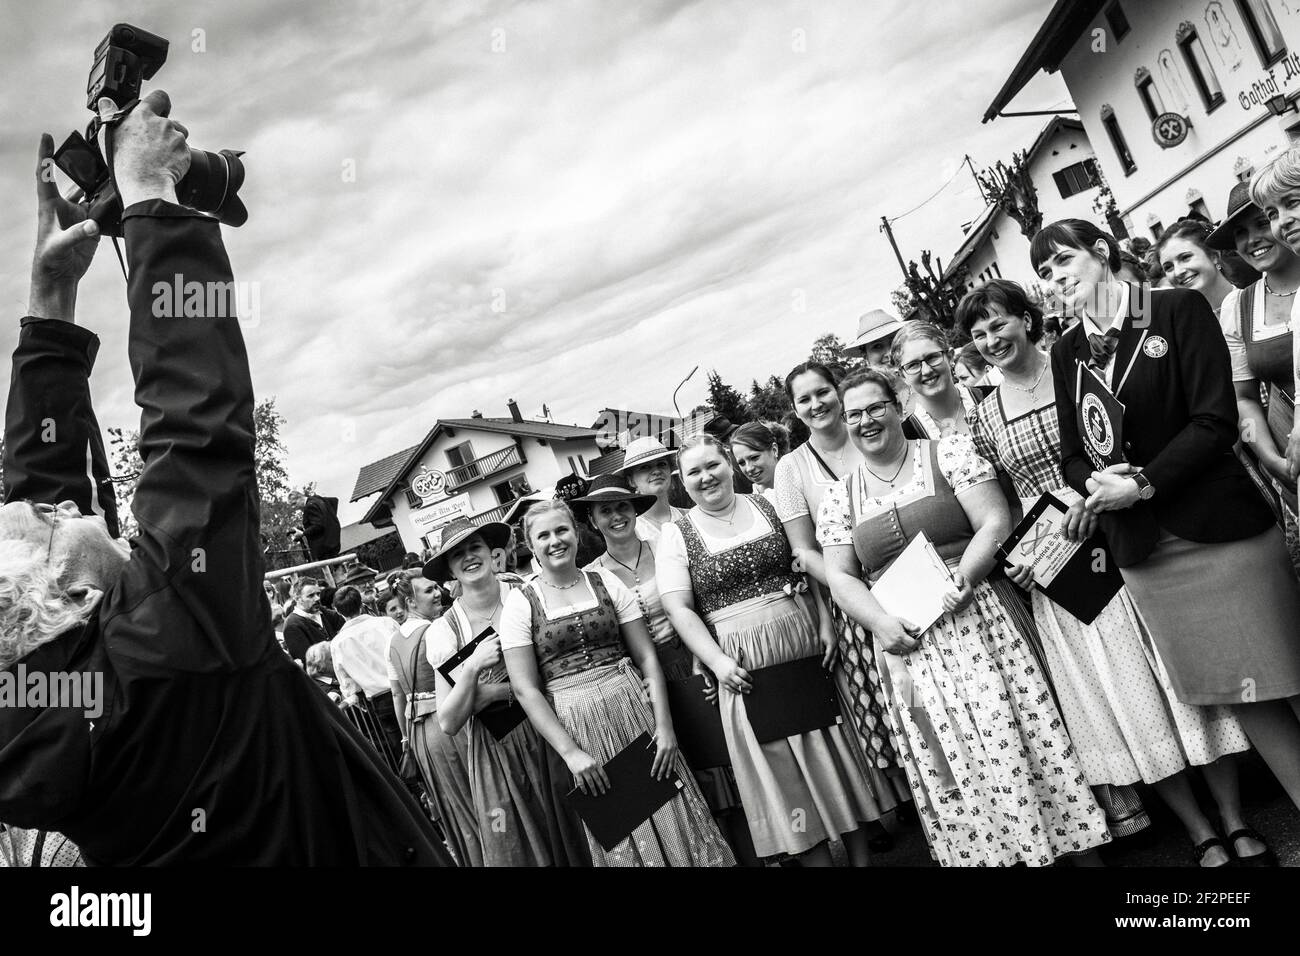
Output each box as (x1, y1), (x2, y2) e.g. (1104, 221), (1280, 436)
(1131, 472), (1155, 500)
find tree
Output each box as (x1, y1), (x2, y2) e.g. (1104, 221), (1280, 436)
(976, 149), (1043, 240)
(107, 397), (306, 560)
(705, 370), (751, 426)
(903, 250), (969, 330)
(748, 375), (792, 424)
(808, 333), (847, 369)
(890, 286), (917, 320)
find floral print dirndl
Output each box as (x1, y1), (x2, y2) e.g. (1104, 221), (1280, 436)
(817, 437), (1110, 866)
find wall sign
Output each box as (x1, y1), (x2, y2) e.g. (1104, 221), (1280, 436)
(411, 467), (447, 502)
(409, 494), (470, 535)
(1152, 112), (1190, 148)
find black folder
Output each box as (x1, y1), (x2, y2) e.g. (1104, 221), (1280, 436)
(565, 731), (684, 851)
(743, 656), (841, 744)
(1075, 361), (1127, 470)
(997, 492), (1124, 625)
(436, 628), (528, 741)
(666, 675), (731, 769)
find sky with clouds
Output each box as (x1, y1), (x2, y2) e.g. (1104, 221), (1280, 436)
(0, 0), (1070, 526)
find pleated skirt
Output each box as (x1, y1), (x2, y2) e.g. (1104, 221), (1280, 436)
(1120, 528), (1300, 705)
(466, 713), (591, 867)
(709, 593), (877, 859)
(547, 659), (735, 867)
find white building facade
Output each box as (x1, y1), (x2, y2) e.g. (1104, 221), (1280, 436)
(987, 0), (1300, 242)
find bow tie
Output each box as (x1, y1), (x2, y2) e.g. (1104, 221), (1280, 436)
(1087, 328), (1121, 369)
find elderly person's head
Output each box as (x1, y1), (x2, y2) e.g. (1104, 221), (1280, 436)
(0, 500), (130, 670)
(304, 641), (335, 680)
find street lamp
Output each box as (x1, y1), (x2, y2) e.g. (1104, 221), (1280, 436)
(672, 365), (699, 419)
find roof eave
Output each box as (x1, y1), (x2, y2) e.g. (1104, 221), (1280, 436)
(982, 0), (1104, 123)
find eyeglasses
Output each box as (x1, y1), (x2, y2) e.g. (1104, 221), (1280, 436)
(843, 402), (894, 425)
(899, 351), (948, 376)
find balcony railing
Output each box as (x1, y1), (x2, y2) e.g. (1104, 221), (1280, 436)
(469, 501), (515, 527)
(445, 444), (524, 491)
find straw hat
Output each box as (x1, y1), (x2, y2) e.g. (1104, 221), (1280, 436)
(843, 309), (905, 356)
(421, 516), (512, 581)
(619, 436), (676, 472)
(568, 474), (657, 522)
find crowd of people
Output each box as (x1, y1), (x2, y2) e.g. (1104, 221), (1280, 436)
(4, 90), (1300, 869)
(272, 145), (1300, 864)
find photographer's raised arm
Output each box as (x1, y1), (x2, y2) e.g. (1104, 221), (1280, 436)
(114, 93), (267, 664)
(3, 135), (118, 535)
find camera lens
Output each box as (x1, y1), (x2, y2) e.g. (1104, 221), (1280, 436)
(176, 148), (248, 227)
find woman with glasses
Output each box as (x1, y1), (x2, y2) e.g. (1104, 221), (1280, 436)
(773, 362), (913, 835)
(660, 435), (880, 866)
(892, 321), (992, 440)
(820, 368), (1109, 866)
(962, 279), (1259, 867)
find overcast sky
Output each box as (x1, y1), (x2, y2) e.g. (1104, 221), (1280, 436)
(1, 0), (1069, 526)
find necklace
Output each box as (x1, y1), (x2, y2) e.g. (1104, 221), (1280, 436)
(541, 574), (582, 590)
(607, 541), (644, 576)
(698, 497), (739, 525)
(813, 436), (847, 463)
(864, 446), (909, 486)
(463, 590), (502, 628)
(1002, 355), (1049, 393)
(1265, 279), (1297, 298)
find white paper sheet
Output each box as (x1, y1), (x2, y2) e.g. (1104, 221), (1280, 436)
(869, 531), (954, 636)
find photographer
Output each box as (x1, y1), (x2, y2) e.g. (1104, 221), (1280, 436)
(0, 92), (451, 865)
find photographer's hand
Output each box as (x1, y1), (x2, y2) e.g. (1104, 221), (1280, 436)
(97, 90), (190, 209)
(30, 134), (100, 322)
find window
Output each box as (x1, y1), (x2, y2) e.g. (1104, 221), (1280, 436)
(1236, 165), (1256, 183)
(1053, 159), (1101, 198)
(445, 441), (475, 468)
(1178, 24), (1224, 111)
(1105, 2), (1130, 42)
(1238, 0), (1286, 65)
(1149, 219), (1165, 239)
(1136, 70), (1165, 120)
(990, 261), (1002, 278)
(1101, 105), (1137, 175)
(1189, 198), (1213, 221)
(491, 478), (517, 505)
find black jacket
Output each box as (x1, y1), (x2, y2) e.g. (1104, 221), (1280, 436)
(1051, 284), (1273, 567)
(302, 494), (340, 560)
(0, 201), (450, 865)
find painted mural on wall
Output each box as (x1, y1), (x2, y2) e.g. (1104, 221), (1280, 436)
(1204, 2), (1245, 71)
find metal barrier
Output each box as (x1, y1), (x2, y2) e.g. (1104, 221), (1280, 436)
(264, 553), (359, 586)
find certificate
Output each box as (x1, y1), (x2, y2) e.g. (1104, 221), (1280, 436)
(997, 493), (1124, 625)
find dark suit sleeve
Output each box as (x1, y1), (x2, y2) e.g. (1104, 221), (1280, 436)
(3, 319), (120, 537)
(1142, 292), (1240, 495)
(1051, 335), (1092, 496)
(118, 200), (267, 664)
(283, 619), (312, 665)
(302, 497), (326, 539)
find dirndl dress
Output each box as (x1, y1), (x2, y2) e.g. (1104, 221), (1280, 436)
(434, 585), (591, 867)
(818, 437), (1111, 866)
(388, 620), (483, 867)
(519, 573), (735, 867)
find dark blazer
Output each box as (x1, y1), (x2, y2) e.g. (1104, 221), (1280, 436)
(0, 201), (449, 865)
(302, 493), (341, 560)
(283, 613), (331, 666)
(1051, 283), (1273, 567)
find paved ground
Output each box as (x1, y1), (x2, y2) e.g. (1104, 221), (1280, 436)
(823, 752), (1300, 868)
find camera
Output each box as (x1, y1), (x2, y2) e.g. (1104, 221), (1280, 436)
(53, 23), (248, 237)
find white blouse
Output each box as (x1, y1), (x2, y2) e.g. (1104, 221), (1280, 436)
(1219, 280), (1296, 384)
(655, 498), (772, 595)
(498, 568), (642, 651)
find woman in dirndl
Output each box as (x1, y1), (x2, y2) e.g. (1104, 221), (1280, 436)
(660, 435), (882, 866)
(426, 517), (590, 867)
(501, 499), (734, 867)
(774, 362), (913, 834)
(387, 571), (483, 867)
(961, 279), (1263, 867)
(820, 368), (1110, 866)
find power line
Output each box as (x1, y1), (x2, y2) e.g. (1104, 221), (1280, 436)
(888, 163), (966, 224)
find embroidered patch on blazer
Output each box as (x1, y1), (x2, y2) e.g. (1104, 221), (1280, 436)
(1142, 335), (1168, 358)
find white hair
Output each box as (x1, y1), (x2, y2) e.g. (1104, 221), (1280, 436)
(1250, 145), (1300, 208)
(0, 539), (97, 671)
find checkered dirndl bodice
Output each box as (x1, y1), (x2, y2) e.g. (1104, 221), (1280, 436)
(522, 571), (627, 685)
(676, 494), (800, 620)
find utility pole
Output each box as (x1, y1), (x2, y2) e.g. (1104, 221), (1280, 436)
(879, 215), (909, 283)
(965, 154), (988, 205)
